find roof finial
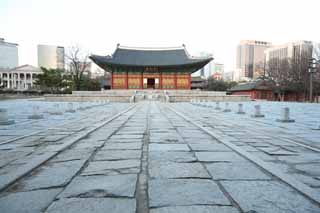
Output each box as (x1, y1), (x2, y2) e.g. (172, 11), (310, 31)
(182, 44), (186, 47)
(117, 43), (120, 47)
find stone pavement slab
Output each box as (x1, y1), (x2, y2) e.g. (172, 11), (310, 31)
(206, 162), (271, 180)
(0, 189), (61, 213)
(58, 174), (137, 198)
(150, 206), (239, 213)
(46, 198), (136, 213)
(189, 142), (232, 152)
(94, 150), (141, 161)
(221, 180), (320, 213)
(149, 162), (210, 178)
(149, 151), (196, 163)
(196, 152), (246, 162)
(81, 160), (141, 175)
(102, 142), (142, 150)
(51, 149), (93, 162)
(149, 179), (230, 207)
(149, 144), (190, 152)
(19, 160), (86, 191)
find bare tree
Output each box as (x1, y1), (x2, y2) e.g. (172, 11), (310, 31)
(266, 47), (317, 101)
(66, 46), (91, 91)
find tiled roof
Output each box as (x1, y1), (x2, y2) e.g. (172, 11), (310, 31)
(90, 45), (212, 67)
(229, 80), (274, 91)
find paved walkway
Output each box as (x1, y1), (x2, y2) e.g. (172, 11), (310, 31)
(0, 101), (319, 213)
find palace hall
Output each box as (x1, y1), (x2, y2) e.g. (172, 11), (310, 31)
(90, 45), (213, 89)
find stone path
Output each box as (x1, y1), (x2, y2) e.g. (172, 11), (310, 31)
(0, 100), (319, 213)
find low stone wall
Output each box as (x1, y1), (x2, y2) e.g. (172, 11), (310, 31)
(44, 94), (131, 102)
(166, 90), (227, 96)
(168, 95), (251, 102)
(44, 90), (251, 103)
(72, 90), (135, 96)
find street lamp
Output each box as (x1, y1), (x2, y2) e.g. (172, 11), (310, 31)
(308, 58), (317, 102)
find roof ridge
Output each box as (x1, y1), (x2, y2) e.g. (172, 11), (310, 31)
(9, 64), (39, 71)
(117, 45), (185, 51)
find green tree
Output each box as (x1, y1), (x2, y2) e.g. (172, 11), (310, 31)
(34, 67), (72, 93)
(206, 77), (238, 91)
(79, 76), (101, 91)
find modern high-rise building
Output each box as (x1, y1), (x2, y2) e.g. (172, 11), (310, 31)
(37, 44), (65, 69)
(236, 40), (271, 80)
(264, 40), (313, 65)
(0, 38), (18, 69)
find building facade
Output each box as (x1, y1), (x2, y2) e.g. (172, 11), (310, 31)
(236, 40), (271, 80)
(212, 63), (224, 80)
(265, 40), (313, 66)
(0, 38), (18, 69)
(38, 44), (65, 69)
(90, 45), (212, 90)
(0, 65), (42, 90)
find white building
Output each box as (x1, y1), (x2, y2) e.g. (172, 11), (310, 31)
(38, 44), (65, 69)
(0, 38), (18, 69)
(233, 68), (243, 82)
(265, 40), (313, 63)
(0, 65), (42, 90)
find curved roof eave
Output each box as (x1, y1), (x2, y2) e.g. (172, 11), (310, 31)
(90, 55), (213, 68)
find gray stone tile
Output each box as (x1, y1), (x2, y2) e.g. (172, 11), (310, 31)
(149, 151), (196, 163)
(0, 189), (61, 213)
(150, 206), (239, 213)
(189, 143), (232, 152)
(107, 138), (142, 143)
(82, 160), (141, 175)
(196, 152), (245, 162)
(111, 134), (143, 139)
(46, 198), (136, 213)
(277, 154), (320, 164)
(295, 163), (320, 176)
(291, 173), (320, 188)
(149, 162), (210, 178)
(20, 160), (86, 190)
(248, 151), (275, 161)
(206, 162), (271, 180)
(94, 150), (141, 161)
(149, 179), (230, 207)
(58, 174), (137, 198)
(149, 144), (190, 152)
(258, 147), (298, 156)
(51, 149), (92, 162)
(221, 180), (320, 213)
(102, 142), (142, 150)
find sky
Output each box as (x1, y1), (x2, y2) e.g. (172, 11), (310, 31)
(1, 0), (320, 72)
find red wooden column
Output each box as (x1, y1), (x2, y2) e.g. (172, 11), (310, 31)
(188, 73), (191, 89)
(140, 72), (144, 89)
(125, 72), (128, 89)
(160, 72), (163, 89)
(174, 73), (177, 89)
(111, 72), (114, 89)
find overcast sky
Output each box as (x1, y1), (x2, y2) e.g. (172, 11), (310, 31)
(1, 0), (320, 71)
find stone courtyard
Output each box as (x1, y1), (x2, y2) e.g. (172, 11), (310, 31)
(0, 99), (320, 213)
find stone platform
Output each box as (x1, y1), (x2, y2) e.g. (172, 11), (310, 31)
(44, 90), (251, 103)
